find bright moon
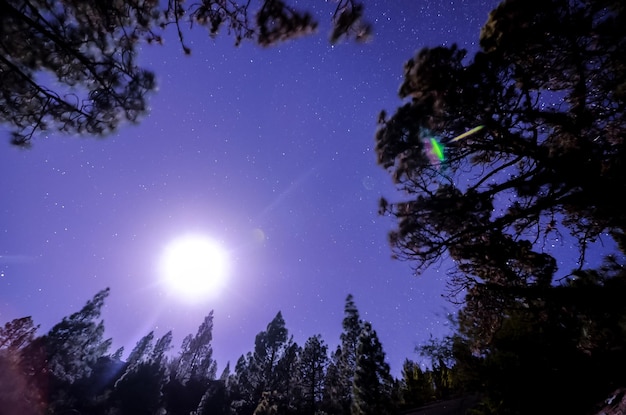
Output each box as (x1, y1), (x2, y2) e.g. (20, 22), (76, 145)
(159, 235), (230, 301)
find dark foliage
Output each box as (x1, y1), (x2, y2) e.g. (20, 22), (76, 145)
(376, 0), (626, 413)
(0, 0), (369, 146)
(2, 291), (450, 415)
(351, 322), (393, 415)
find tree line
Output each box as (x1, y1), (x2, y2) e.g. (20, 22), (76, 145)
(0, 291), (458, 415)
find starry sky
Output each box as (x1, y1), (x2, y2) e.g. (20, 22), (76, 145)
(0, 1), (501, 376)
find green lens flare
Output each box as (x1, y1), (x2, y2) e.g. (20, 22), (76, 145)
(430, 138), (445, 162)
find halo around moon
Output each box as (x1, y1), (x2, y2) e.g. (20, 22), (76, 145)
(159, 234), (230, 302)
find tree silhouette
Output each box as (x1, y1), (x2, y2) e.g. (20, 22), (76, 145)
(0, 0), (369, 146)
(351, 321), (393, 415)
(376, 0), (626, 412)
(43, 288), (112, 384)
(0, 317), (44, 415)
(112, 359), (168, 415)
(321, 346), (343, 415)
(2, 290), (426, 414)
(335, 294), (363, 414)
(173, 311), (218, 384)
(376, 0), (626, 342)
(297, 335), (328, 415)
(229, 311), (292, 415)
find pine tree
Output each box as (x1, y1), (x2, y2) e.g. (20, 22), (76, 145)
(298, 334), (329, 415)
(174, 311), (218, 384)
(229, 353), (257, 415)
(351, 322), (393, 415)
(321, 347), (343, 414)
(151, 330), (173, 367)
(230, 311), (292, 415)
(44, 288), (112, 383)
(337, 294), (363, 414)
(114, 331), (155, 389)
(127, 332), (154, 368)
(252, 311), (289, 394)
(219, 361), (231, 383)
(273, 339), (302, 413)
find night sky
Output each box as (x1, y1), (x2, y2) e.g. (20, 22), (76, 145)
(0, 1), (501, 376)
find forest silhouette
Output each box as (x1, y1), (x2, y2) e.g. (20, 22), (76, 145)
(0, 291), (451, 415)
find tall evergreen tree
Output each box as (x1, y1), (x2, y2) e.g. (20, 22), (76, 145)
(337, 294), (363, 414)
(43, 288), (112, 383)
(25, 289), (113, 414)
(219, 361), (231, 383)
(322, 346), (344, 415)
(230, 312), (291, 415)
(298, 334), (329, 415)
(351, 322), (393, 415)
(272, 339), (302, 414)
(174, 311), (218, 384)
(252, 311), (289, 394)
(122, 331), (154, 374)
(230, 353), (258, 415)
(151, 330), (173, 367)
(164, 313), (219, 415)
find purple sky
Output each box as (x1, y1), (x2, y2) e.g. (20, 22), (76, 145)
(1, 1), (502, 376)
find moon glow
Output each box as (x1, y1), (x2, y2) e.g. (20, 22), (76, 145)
(159, 235), (230, 301)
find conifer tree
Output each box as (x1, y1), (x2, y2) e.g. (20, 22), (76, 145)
(151, 330), (173, 367)
(337, 294), (363, 413)
(273, 339), (302, 413)
(219, 361), (231, 383)
(351, 322), (393, 415)
(174, 311), (218, 384)
(125, 332), (154, 369)
(298, 334), (329, 415)
(322, 348), (344, 414)
(230, 312), (291, 415)
(252, 311), (289, 394)
(44, 288), (112, 383)
(230, 353), (257, 415)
